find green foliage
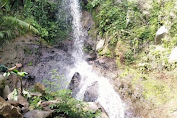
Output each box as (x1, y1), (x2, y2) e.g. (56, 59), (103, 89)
(124, 50), (134, 65)
(0, 16), (39, 45)
(28, 96), (42, 110)
(87, 0), (177, 67)
(0, 0), (71, 45)
(41, 70), (100, 118)
(50, 89), (100, 118)
(95, 1), (127, 36)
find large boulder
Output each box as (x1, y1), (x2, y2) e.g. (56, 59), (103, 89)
(84, 81), (99, 102)
(68, 72), (82, 97)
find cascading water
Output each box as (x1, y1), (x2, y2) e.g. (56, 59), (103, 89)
(68, 0), (125, 117)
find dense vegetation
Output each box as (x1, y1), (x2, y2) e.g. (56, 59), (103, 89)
(0, 1), (98, 117)
(0, 0), (71, 45)
(85, 0), (177, 117)
(27, 72), (100, 118)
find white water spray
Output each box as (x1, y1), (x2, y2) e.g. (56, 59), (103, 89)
(69, 0), (125, 117)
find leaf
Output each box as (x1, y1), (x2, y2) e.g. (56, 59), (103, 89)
(17, 72), (28, 77)
(0, 32), (4, 38)
(3, 16), (39, 34)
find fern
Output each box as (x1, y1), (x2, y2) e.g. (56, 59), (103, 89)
(3, 16), (39, 34)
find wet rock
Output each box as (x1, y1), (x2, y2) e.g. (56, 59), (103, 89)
(3, 85), (11, 99)
(0, 35), (75, 89)
(24, 110), (52, 118)
(82, 0), (88, 5)
(68, 72), (82, 97)
(0, 96), (23, 118)
(84, 81), (99, 102)
(34, 83), (45, 94)
(86, 52), (97, 61)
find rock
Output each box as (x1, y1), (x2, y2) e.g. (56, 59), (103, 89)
(40, 100), (57, 111)
(68, 72), (82, 97)
(169, 47), (177, 63)
(82, 11), (93, 31)
(155, 26), (168, 44)
(3, 85), (11, 99)
(24, 110), (52, 118)
(17, 95), (29, 109)
(29, 92), (42, 97)
(8, 91), (29, 109)
(96, 40), (105, 51)
(128, 0), (152, 15)
(82, 0), (88, 5)
(34, 83), (45, 94)
(84, 81), (99, 102)
(83, 102), (109, 118)
(0, 35), (75, 90)
(0, 74), (5, 89)
(86, 52), (97, 61)
(0, 96), (23, 118)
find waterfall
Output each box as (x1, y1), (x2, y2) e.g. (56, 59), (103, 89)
(68, 0), (125, 118)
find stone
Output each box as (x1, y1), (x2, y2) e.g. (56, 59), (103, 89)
(84, 81), (99, 102)
(17, 95), (29, 109)
(8, 91), (29, 109)
(0, 74), (5, 89)
(83, 102), (109, 118)
(24, 110), (52, 118)
(68, 72), (82, 97)
(96, 40), (105, 51)
(82, 11), (93, 31)
(40, 100), (57, 111)
(82, 0), (88, 5)
(34, 82), (45, 94)
(3, 85), (11, 99)
(128, 0), (152, 15)
(86, 52), (97, 61)
(155, 26), (168, 44)
(0, 96), (23, 118)
(169, 47), (177, 63)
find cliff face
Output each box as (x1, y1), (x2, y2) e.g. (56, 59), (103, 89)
(0, 35), (75, 90)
